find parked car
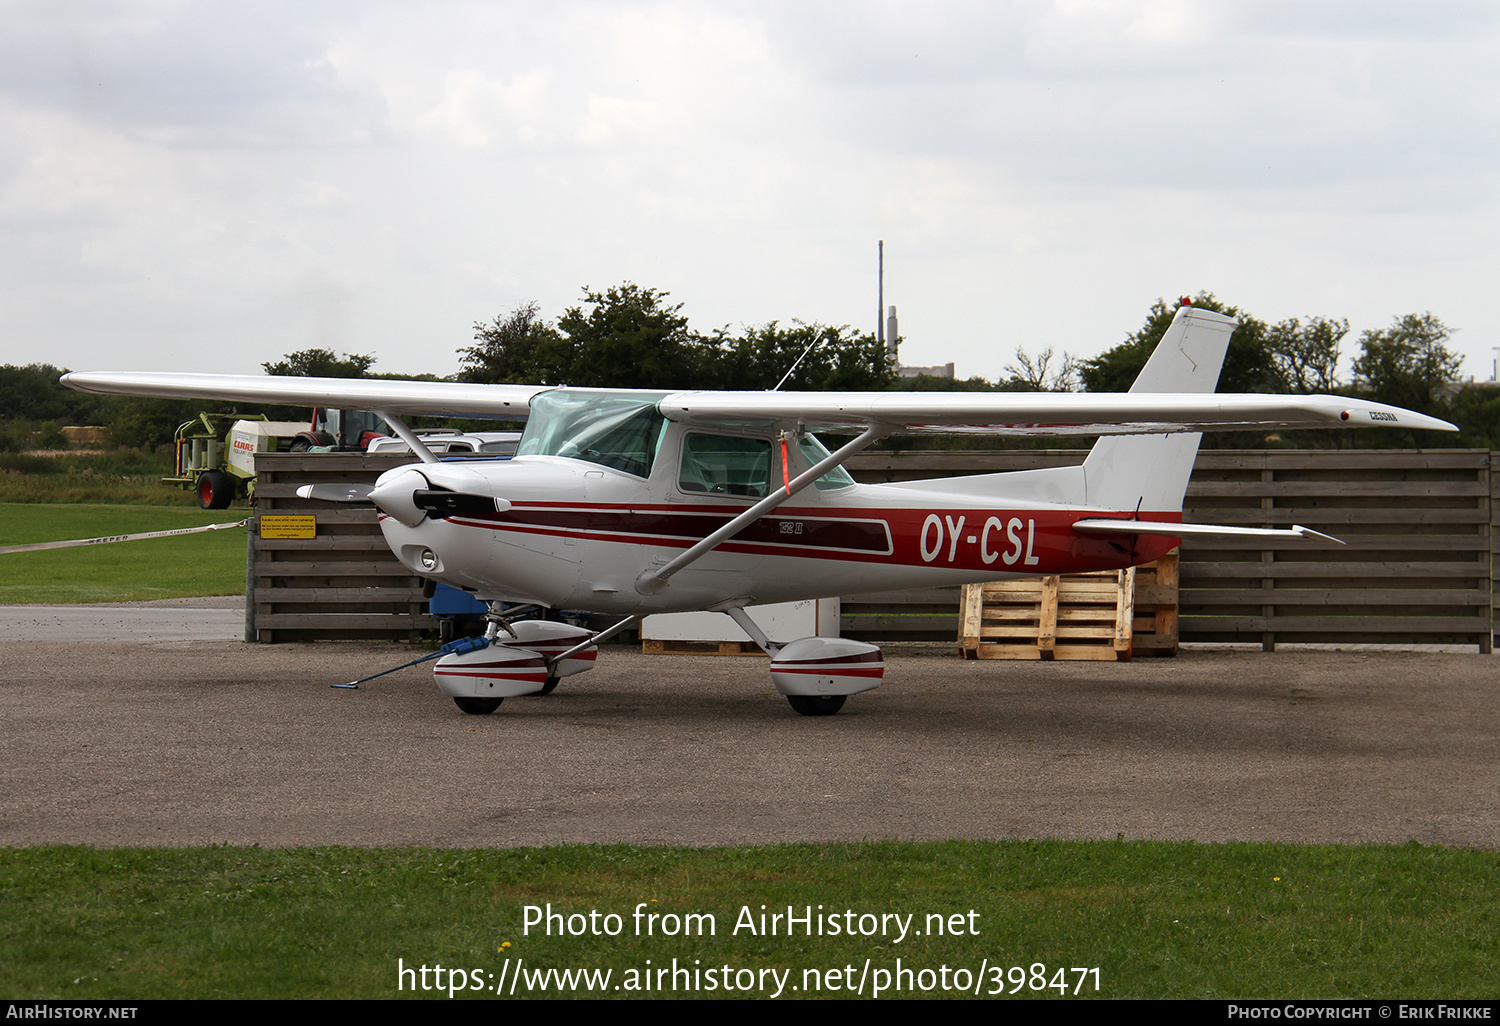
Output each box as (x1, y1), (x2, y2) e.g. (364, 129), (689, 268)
(364, 430), (521, 457)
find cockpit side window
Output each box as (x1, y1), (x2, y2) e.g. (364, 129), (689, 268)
(517, 390), (668, 478)
(678, 433), (772, 498)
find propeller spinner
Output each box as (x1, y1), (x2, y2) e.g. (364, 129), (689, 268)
(296, 467), (509, 527)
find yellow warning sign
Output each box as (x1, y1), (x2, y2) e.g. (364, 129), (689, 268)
(259, 515), (316, 539)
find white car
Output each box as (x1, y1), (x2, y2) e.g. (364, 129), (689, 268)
(364, 429), (521, 457)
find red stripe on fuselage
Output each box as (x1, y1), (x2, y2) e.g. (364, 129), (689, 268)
(459, 505), (893, 554)
(440, 502), (1182, 575)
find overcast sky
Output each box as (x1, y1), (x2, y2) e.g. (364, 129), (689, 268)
(4, 0), (1499, 385)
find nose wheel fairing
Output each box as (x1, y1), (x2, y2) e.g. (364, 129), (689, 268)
(432, 619), (600, 701)
(433, 643), (550, 699)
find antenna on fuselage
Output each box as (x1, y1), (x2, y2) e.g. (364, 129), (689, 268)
(771, 335), (824, 391)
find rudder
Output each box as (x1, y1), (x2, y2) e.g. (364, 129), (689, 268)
(1082, 306), (1238, 512)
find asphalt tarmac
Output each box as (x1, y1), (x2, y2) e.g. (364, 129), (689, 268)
(2, 625), (1496, 849)
(0, 597), (244, 643)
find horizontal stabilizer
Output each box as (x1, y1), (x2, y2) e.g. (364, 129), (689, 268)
(1072, 519), (1344, 545)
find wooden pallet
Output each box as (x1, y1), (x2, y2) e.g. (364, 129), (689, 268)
(1129, 553), (1179, 656)
(641, 638), (764, 656)
(959, 554), (1179, 660)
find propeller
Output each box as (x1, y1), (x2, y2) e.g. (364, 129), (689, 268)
(296, 471), (510, 526)
(295, 483), (375, 503)
(413, 490), (511, 517)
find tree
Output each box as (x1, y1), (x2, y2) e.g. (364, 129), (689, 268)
(1440, 383), (1500, 450)
(458, 301), (562, 384)
(106, 398), (204, 449)
(0, 363), (175, 449)
(1265, 316), (1346, 394)
(465, 286), (897, 391)
(262, 349), (375, 378)
(892, 374), (1006, 393)
(1079, 298), (1178, 392)
(1351, 312), (1462, 413)
(713, 321), (895, 392)
(548, 283), (716, 389)
(1002, 346), (1078, 392)
(0, 364), (94, 422)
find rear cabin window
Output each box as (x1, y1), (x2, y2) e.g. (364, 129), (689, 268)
(678, 434), (772, 498)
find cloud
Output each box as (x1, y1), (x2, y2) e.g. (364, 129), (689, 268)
(0, 0), (386, 148)
(0, 1), (1498, 381)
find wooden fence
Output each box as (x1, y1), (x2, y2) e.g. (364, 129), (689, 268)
(247, 449), (1496, 651)
(840, 449), (1494, 651)
(1179, 450), (1491, 650)
(248, 453), (428, 642)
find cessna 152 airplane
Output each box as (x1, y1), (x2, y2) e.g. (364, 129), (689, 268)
(63, 306), (1455, 716)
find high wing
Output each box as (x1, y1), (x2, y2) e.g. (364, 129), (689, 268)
(61, 371), (1456, 436)
(658, 390), (1457, 435)
(60, 372), (544, 419)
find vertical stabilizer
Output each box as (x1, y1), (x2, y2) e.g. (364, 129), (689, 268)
(1083, 306), (1238, 512)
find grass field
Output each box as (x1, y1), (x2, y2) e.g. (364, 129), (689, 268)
(0, 503), (246, 603)
(2, 840), (1496, 1000)
(0, 449), (201, 505)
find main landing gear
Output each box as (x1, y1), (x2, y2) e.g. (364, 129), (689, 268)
(785, 695), (846, 717)
(432, 606), (886, 717)
(453, 697), (503, 715)
(725, 608), (885, 717)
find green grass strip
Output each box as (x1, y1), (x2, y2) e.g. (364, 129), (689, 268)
(0, 503), (246, 603)
(2, 840), (1496, 999)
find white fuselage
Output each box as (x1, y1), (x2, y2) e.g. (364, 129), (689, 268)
(377, 425), (1179, 616)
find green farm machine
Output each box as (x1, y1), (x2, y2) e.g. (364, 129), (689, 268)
(164, 413), (306, 509)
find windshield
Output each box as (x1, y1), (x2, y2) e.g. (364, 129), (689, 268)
(517, 390), (668, 478)
(800, 435), (856, 490)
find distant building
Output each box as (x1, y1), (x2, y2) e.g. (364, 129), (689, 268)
(1437, 378), (1495, 399)
(898, 363), (956, 379)
(881, 300), (956, 379)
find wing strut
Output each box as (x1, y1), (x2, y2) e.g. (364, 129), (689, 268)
(371, 409), (439, 464)
(634, 423), (890, 595)
(726, 607), (778, 656)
